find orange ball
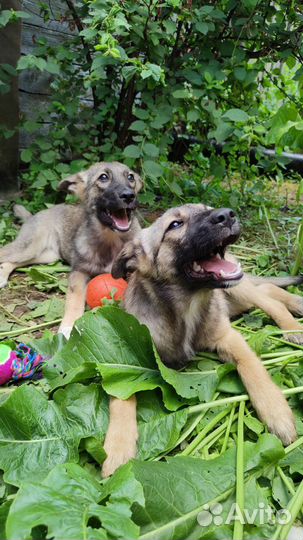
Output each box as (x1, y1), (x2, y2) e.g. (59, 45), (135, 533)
(86, 273), (128, 308)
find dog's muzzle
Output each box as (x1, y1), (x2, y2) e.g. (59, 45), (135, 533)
(181, 208), (243, 288)
(96, 187), (137, 232)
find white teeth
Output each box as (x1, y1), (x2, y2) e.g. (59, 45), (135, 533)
(193, 262), (201, 272)
(215, 253), (221, 259)
(220, 263), (242, 278)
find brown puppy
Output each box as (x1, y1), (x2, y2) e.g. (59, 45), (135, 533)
(102, 203), (301, 476)
(0, 162), (142, 337)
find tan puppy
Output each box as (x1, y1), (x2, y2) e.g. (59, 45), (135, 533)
(102, 203), (301, 476)
(0, 162), (142, 337)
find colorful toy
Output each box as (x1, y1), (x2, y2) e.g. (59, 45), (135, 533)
(0, 343), (45, 385)
(86, 273), (128, 308)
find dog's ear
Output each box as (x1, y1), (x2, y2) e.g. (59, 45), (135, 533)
(58, 172), (87, 199)
(112, 239), (150, 280)
(112, 241), (140, 280)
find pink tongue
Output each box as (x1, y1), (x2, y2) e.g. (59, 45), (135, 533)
(200, 256), (238, 275)
(112, 211), (129, 229)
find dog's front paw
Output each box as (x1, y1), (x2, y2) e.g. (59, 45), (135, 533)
(289, 295), (303, 317)
(0, 266), (8, 288)
(270, 413), (297, 446)
(58, 325), (73, 340)
(0, 276), (8, 288)
(283, 330), (303, 345)
(102, 428), (138, 478)
(262, 394), (296, 446)
(102, 443), (137, 478)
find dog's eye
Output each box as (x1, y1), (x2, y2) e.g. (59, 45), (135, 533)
(167, 220), (184, 231)
(128, 173), (135, 182)
(98, 173), (109, 182)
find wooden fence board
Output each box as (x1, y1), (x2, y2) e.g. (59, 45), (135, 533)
(0, 0), (21, 194)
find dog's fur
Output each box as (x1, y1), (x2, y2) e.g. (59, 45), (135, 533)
(102, 203), (303, 476)
(0, 162), (142, 337)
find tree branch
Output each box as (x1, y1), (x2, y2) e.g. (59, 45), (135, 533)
(169, 20), (183, 70)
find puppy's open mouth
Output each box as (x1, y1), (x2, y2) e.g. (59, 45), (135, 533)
(184, 246), (243, 286)
(103, 209), (132, 232)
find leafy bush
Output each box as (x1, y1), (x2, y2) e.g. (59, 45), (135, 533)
(1, 0), (303, 206)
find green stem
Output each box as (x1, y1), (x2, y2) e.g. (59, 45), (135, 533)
(187, 386), (303, 415)
(206, 427), (227, 452)
(231, 245), (262, 252)
(233, 401), (245, 540)
(0, 318), (61, 339)
(285, 435), (303, 455)
(272, 479), (303, 540)
(263, 358), (298, 367)
(291, 221), (303, 276)
(277, 466), (295, 496)
(0, 302), (25, 325)
(277, 466), (303, 521)
(221, 403), (237, 454)
(261, 204), (280, 251)
(262, 351), (303, 359)
(195, 413), (239, 455)
(180, 408), (231, 456)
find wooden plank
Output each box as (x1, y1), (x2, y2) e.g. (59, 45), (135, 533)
(18, 0), (94, 150)
(21, 22), (74, 55)
(22, 0), (75, 34)
(19, 123), (51, 149)
(20, 91), (93, 117)
(20, 91), (52, 119)
(0, 0), (21, 194)
(19, 69), (53, 96)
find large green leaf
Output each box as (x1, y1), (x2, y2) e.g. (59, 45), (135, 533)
(0, 384), (108, 486)
(43, 307), (183, 410)
(266, 104), (301, 145)
(155, 350), (233, 402)
(131, 452), (236, 540)
(44, 308), (157, 390)
(137, 392), (188, 460)
(131, 434), (285, 540)
(222, 108), (250, 122)
(6, 462), (144, 540)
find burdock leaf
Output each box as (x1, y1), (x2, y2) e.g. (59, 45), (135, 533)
(43, 307), (182, 410)
(6, 462), (143, 540)
(0, 383), (108, 486)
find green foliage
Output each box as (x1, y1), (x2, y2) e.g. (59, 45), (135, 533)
(0, 306), (303, 537)
(7, 462), (143, 540)
(0, 9), (30, 28)
(0, 383), (108, 486)
(2, 0), (303, 207)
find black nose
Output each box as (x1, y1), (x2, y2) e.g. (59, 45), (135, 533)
(210, 208), (236, 227)
(120, 189), (135, 203)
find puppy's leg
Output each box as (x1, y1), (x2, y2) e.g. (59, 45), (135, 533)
(216, 327), (296, 445)
(228, 279), (303, 344)
(58, 270), (89, 339)
(257, 282), (303, 317)
(0, 238), (38, 287)
(250, 287), (303, 344)
(0, 262), (17, 288)
(0, 224), (59, 287)
(102, 395), (138, 478)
